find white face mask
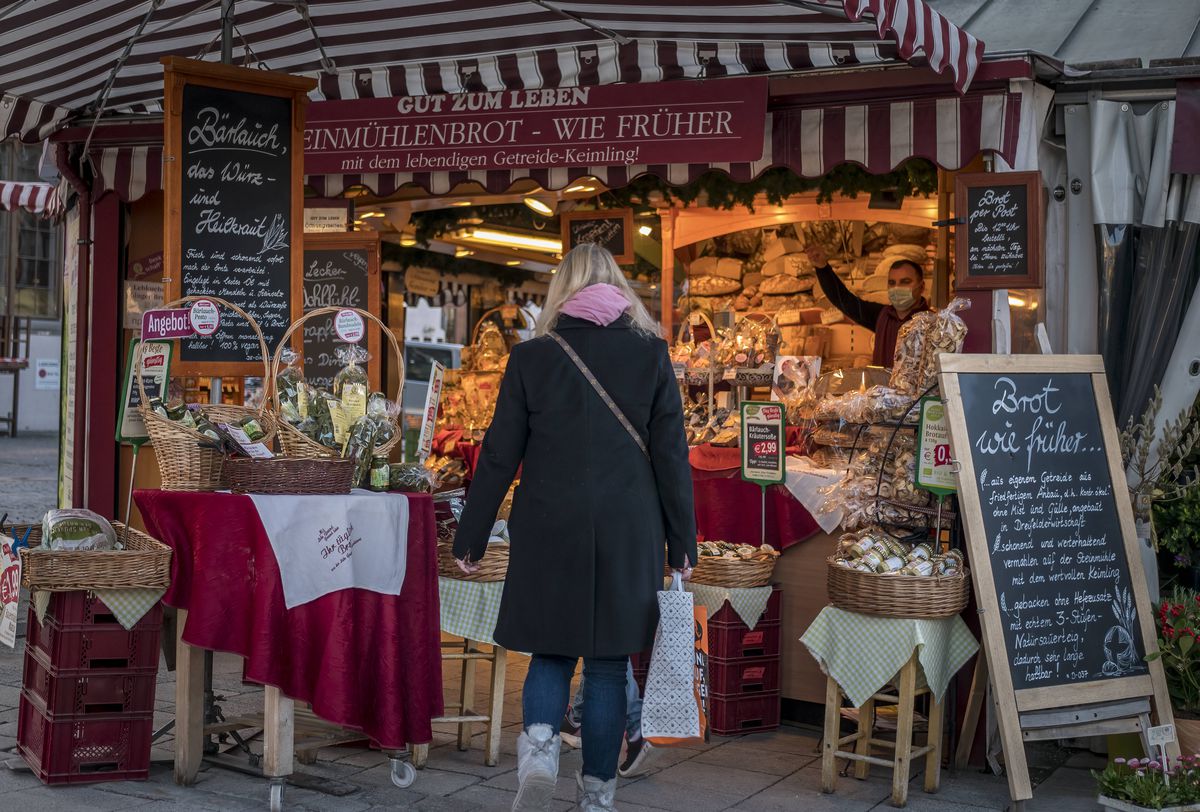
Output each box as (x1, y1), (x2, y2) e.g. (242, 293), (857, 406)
(888, 287), (916, 311)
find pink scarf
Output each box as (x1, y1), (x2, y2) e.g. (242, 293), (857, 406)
(560, 283), (631, 326)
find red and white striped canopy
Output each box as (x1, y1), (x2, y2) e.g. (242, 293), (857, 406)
(0, 180), (64, 217)
(1, 0), (985, 144)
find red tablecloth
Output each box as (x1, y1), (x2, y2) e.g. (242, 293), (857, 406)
(135, 490), (443, 750)
(692, 466), (821, 549)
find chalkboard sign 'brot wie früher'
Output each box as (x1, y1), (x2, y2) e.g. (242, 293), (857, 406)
(561, 209), (635, 264)
(940, 354), (1175, 805)
(162, 58), (314, 375)
(954, 171), (1043, 290)
(300, 233), (381, 392)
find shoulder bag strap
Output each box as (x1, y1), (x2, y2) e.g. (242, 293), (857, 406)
(549, 331), (650, 461)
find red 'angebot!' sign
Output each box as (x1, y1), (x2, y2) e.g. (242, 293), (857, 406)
(304, 76), (768, 175)
(141, 308), (194, 341)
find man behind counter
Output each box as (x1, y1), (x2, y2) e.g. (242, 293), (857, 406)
(804, 246), (931, 367)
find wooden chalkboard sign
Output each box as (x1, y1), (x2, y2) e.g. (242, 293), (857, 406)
(940, 354), (1174, 805)
(299, 232), (381, 392)
(561, 209), (634, 264)
(162, 57), (315, 375)
(954, 172), (1042, 290)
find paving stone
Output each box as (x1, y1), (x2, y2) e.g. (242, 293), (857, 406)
(448, 784), (574, 810)
(421, 743), (515, 779)
(355, 763), (479, 796)
(3, 783), (156, 811)
(910, 767), (1014, 809)
(691, 741), (811, 776)
(617, 760), (782, 812)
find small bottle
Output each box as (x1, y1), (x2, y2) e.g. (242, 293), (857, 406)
(369, 455), (390, 492)
(909, 542), (936, 561)
(238, 415), (266, 442)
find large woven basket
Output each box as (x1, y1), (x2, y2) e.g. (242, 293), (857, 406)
(17, 523), (172, 591)
(436, 539), (509, 582)
(826, 556), (970, 619)
(271, 306), (404, 459)
(672, 555), (778, 588)
(223, 456), (355, 495)
(137, 296), (277, 491)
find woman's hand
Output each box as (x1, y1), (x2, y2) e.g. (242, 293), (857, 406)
(673, 555), (694, 582)
(456, 554), (482, 575)
(804, 245), (829, 268)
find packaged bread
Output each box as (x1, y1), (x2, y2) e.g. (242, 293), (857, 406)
(689, 275), (741, 296)
(41, 509), (117, 552)
(761, 274), (805, 295)
(889, 312), (932, 395)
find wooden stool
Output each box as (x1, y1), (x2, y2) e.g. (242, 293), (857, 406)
(413, 637), (508, 768)
(820, 652), (945, 807)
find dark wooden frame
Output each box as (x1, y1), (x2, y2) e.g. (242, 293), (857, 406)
(953, 171), (1043, 291)
(297, 231), (383, 391)
(560, 209), (635, 264)
(161, 56), (315, 376)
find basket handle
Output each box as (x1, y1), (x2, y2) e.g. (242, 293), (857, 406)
(270, 305), (405, 414)
(470, 304), (535, 346)
(135, 295), (271, 416)
(674, 308), (718, 346)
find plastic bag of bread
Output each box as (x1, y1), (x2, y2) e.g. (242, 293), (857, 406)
(41, 509), (117, 552)
(916, 298), (971, 385)
(889, 312), (933, 395)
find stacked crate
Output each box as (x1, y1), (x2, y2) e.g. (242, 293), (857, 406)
(707, 585), (782, 735)
(17, 591), (161, 784)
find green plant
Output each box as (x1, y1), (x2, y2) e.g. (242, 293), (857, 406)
(1146, 587), (1200, 717)
(1155, 485), (1200, 570)
(1119, 389), (1200, 541)
(1094, 755), (1200, 808)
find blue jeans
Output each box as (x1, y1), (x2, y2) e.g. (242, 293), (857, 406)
(523, 654), (627, 781)
(566, 660), (642, 742)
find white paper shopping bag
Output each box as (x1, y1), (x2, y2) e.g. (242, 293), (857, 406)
(640, 574), (707, 745)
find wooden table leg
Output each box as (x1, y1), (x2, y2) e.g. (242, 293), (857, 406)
(892, 655), (918, 807)
(485, 646), (508, 767)
(854, 697), (876, 780)
(924, 692), (946, 794)
(458, 638), (477, 751)
(412, 743), (429, 769)
(264, 686), (295, 779)
(955, 655), (987, 769)
(174, 608), (204, 786)
(820, 675), (841, 793)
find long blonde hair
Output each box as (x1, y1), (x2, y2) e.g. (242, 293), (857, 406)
(537, 243), (660, 338)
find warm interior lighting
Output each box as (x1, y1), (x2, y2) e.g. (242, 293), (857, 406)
(566, 184), (596, 193)
(1008, 294), (1027, 307)
(505, 260), (521, 266)
(523, 197), (554, 216)
(638, 225), (653, 236)
(461, 228), (562, 253)
(451, 200), (473, 207)
(399, 235), (417, 246)
(360, 211), (386, 218)
(455, 247), (474, 257)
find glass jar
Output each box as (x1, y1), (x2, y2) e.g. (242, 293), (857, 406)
(369, 455), (390, 492)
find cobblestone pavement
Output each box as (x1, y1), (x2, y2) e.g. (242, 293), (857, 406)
(0, 433), (58, 524)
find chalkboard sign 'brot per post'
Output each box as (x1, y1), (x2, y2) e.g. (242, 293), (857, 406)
(299, 232), (381, 392)
(561, 209), (635, 264)
(939, 354), (1175, 805)
(162, 57), (315, 376)
(954, 171), (1043, 290)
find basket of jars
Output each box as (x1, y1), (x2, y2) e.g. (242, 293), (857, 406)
(725, 312), (780, 387)
(222, 456), (356, 495)
(668, 541), (780, 588)
(271, 307), (405, 482)
(826, 529), (970, 619)
(137, 296), (277, 491)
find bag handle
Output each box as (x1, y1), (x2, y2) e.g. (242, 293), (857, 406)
(549, 331), (650, 462)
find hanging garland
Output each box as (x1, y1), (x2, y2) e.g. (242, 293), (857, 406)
(381, 241), (538, 287)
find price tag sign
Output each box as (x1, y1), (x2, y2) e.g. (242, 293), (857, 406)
(916, 397), (957, 495)
(417, 361), (446, 462)
(0, 538), (21, 648)
(1147, 724), (1176, 748)
(334, 309), (366, 343)
(141, 307), (194, 340)
(740, 401), (785, 485)
(188, 298), (221, 337)
(116, 339), (173, 443)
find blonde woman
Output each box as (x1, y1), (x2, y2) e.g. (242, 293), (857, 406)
(454, 243), (696, 811)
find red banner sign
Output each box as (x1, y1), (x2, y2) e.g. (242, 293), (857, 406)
(141, 308), (194, 340)
(304, 77), (767, 175)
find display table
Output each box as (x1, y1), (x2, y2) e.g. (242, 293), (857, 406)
(678, 580), (774, 630)
(135, 489), (443, 791)
(691, 465), (821, 549)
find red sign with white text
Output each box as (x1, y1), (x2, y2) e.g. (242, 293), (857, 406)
(304, 77), (767, 175)
(141, 308), (194, 341)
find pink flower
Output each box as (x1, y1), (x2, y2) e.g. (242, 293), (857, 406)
(1114, 757), (1127, 764)
(1128, 758), (1142, 768)
(1148, 760), (1161, 770)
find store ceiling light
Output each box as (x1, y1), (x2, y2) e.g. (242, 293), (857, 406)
(523, 197), (554, 216)
(505, 260), (521, 266)
(1008, 294), (1027, 307)
(461, 228), (562, 253)
(638, 225), (653, 236)
(455, 247), (474, 257)
(399, 235), (417, 246)
(360, 211), (386, 218)
(565, 183), (596, 193)
(452, 200), (473, 207)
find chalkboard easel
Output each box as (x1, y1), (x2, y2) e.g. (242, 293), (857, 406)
(939, 354), (1175, 808)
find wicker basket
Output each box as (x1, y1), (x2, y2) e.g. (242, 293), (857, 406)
(436, 540), (509, 582)
(677, 555), (778, 588)
(675, 310), (725, 385)
(825, 556), (971, 619)
(17, 523), (172, 591)
(223, 456), (355, 495)
(271, 306), (404, 459)
(137, 296), (277, 491)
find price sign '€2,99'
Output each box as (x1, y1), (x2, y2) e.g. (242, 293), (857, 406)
(740, 401), (785, 485)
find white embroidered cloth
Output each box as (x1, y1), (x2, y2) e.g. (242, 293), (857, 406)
(784, 456), (845, 533)
(249, 490), (410, 609)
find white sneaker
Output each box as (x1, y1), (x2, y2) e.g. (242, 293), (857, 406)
(513, 724), (560, 811)
(576, 771), (618, 811)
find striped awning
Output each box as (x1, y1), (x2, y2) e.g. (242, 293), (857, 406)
(0, 179), (64, 217)
(1, 1), (985, 144)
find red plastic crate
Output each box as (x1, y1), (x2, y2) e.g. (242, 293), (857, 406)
(40, 591), (162, 631)
(708, 690), (781, 736)
(708, 619), (781, 660)
(707, 655), (781, 695)
(17, 692), (153, 784)
(22, 646), (157, 717)
(26, 608), (160, 674)
(711, 586), (782, 626)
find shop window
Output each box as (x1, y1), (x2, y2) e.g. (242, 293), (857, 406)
(1007, 289), (1043, 354)
(1, 143), (61, 320)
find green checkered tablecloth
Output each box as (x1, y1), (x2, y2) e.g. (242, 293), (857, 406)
(666, 579), (774, 631)
(801, 606), (979, 709)
(439, 576), (504, 646)
(32, 588), (165, 630)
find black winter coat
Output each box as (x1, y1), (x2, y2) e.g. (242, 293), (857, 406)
(453, 315), (697, 658)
